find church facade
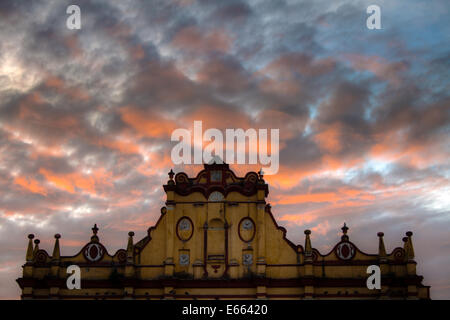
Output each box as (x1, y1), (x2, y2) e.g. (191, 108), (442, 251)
(17, 163), (430, 299)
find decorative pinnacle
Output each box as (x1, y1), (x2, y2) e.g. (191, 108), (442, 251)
(52, 234), (61, 261)
(127, 231), (134, 261)
(342, 222), (349, 234)
(168, 169), (175, 180)
(26, 234), (35, 262)
(33, 239), (40, 255)
(91, 224), (99, 242)
(377, 232), (387, 259)
(258, 168), (264, 179)
(304, 229), (312, 257)
(341, 223), (349, 241)
(405, 231), (415, 260)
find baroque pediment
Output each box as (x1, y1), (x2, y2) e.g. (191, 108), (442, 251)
(164, 163), (268, 198)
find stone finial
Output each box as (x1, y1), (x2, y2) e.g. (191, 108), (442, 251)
(402, 236), (409, 259)
(168, 169), (175, 185)
(341, 223), (349, 241)
(33, 239), (40, 256)
(52, 234), (61, 261)
(258, 168), (264, 180)
(377, 232), (387, 260)
(405, 231), (415, 261)
(91, 224), (99, 242)
(127, 232), (134, 251)
(304, 230), (312, 256)
(26, 234), (35, 262)
(127, 231), (135, 263)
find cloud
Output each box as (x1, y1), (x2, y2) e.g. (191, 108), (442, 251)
(171, 25), (233, 54)
(13, 176), (48, 196)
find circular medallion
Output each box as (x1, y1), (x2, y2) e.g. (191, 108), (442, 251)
(336, 242), (355, 260)
(176, 217), (194, 241)
(35, 250), (47, 264)
(238, 217), (255, 242)
(116, 249), (127, 263)
(392, 247), (405, 262)
(84, 243), (105, 262)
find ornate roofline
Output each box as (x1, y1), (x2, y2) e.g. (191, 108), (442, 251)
(164, 163), (269, 198)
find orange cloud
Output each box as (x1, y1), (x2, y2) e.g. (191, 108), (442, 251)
(313, 123), (342, 153)
(265, 164), (321, 190)
(312, 220), (331, 236)
(120, 106), (177, 138)
(39, 168), (77, 193)
(275, 192), (338, 205)
(96, 136), (141, 155)
(369, 131), (448, 169)
(14, 176), (47, 196)
(39, 168), (112, 195)
(279, 212), (317, 225)
(272, 185), (376, 207)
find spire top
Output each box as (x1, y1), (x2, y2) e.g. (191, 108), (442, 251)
(127, 231), (135, 263)
(258, 168), (264, 179)
(33, 239), (40, 257)
(377, 232), (387, 260)
(341, 223), (349, 241)
(405, 231), (415, 261)
(304, 229), (312, 257)
(26, 234), (34, 262)
(91, 224), (99, 242)
(52, 234), (61, 261)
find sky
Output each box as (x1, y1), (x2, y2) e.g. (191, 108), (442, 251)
(0, 0), (449, 299)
